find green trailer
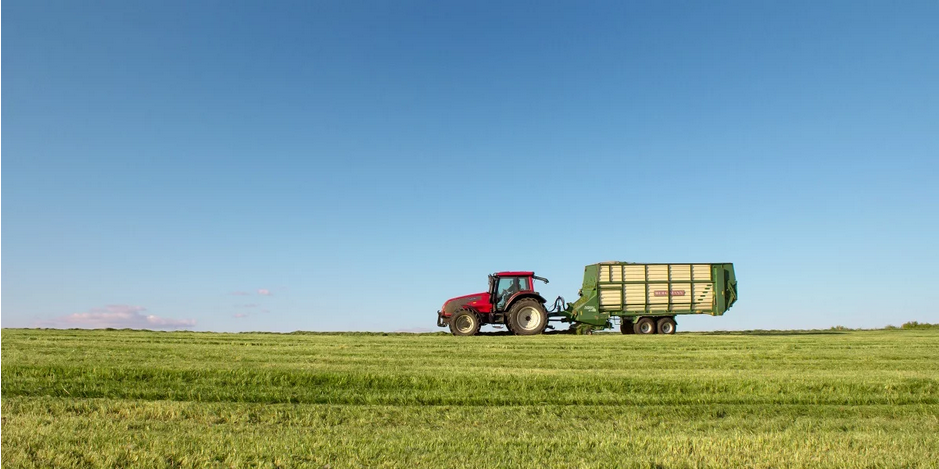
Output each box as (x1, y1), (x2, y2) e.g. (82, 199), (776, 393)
(559, 262), (737, 334)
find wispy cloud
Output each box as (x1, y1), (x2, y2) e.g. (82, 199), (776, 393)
(237, 303), (259, 308)
(37, 305), (196, 330)
(231, 288), (275, 296)
(261, 309), (270, 314)
(233, 313), (248, 319)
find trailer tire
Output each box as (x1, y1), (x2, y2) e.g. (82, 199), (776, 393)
(507, 299), (548, 335)
(634, 317), (656, 335)
(449, 310), (480, 336)
(620, 319), (634, 335)
(657, 317), (677, 335)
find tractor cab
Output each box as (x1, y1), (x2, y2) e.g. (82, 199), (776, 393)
(437, 271), (550, 336)
(488, 271), (545, 312)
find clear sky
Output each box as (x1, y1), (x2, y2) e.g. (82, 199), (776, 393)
(3, 1), (937, 332)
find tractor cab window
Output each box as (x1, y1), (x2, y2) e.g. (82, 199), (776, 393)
(496, 276), (529, 310)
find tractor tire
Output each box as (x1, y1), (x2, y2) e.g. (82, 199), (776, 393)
(633, 317), (656, 335)
(449, 310), (480, 336)
(657, 317), (677, 335)
(620, 319), (635, 335)
(507, 299), (548, 336)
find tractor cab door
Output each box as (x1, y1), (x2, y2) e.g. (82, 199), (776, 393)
(493, 276), (532, 312)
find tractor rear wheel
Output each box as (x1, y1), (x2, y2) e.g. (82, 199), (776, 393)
(633, 317), (656, 335)
(449, 310), (480, 336)
(657, 317), (677, 334)
(620, 319), (634, 335)
(507, 299), (548, 335)
(502, 314), (515, 334)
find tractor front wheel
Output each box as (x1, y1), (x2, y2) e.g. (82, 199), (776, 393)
(507, 299), (548, 336)
(449, 310), (480, 336)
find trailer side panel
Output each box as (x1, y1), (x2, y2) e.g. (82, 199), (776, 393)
(568, 262), (737, 326)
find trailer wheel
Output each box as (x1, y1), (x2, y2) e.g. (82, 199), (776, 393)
(508, 299), (548, 335)
(633, 317), (656, 335)
(657, 317), (677, 335)
(449, 310), (480, 336)
(620, 319), (634, 335)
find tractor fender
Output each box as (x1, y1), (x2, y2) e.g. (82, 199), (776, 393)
(438, 306), (480, 326)
(504, 292), (547, 311)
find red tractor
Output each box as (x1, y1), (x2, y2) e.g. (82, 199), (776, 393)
(436, 271), (554, 336)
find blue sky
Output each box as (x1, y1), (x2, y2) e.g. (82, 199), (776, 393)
(3, 0), (937, 332)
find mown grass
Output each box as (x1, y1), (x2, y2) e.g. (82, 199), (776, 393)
(2, 328), (938, 468)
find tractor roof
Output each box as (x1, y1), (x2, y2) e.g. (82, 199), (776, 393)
(493, 271), (534, 277)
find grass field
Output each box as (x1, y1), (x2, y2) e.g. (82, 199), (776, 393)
(2, 328), (938, 468)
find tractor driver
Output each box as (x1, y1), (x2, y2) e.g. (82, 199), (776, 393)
(498, 277), (523, 310)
